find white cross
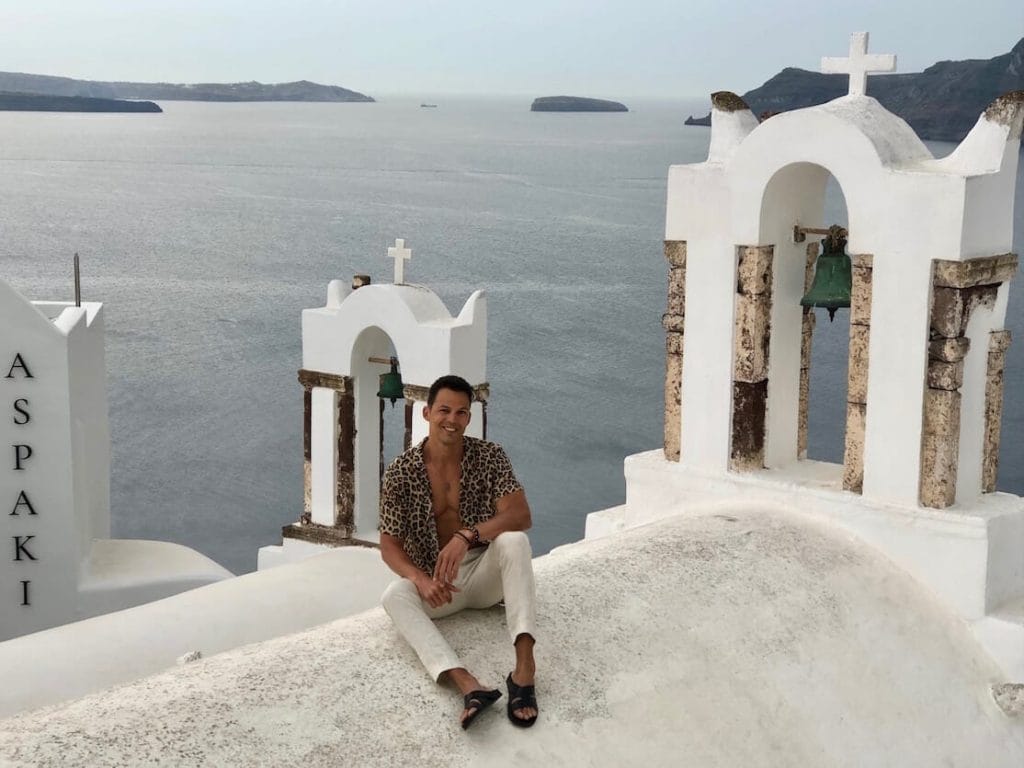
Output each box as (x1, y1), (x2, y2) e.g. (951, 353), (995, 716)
(387, 238), (412, 284)
(821, 32), (896, 97)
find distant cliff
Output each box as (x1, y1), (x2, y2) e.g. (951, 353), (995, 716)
(685, 37), (1024, 142)
(0, 73), (374, 103)
(532, 96), (628, 112)
(0, 91), (161, 112)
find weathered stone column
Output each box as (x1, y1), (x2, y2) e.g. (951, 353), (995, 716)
(473, 384), (490, 440)
(920, 254), (1017, 507)
(289, 369), (356, 543)
(798, 242), (818, 459)
(843, 254), (874, 492)
(662, 240), (686, 461)
(983, 330), (1012, 491)
(731, 245), (773, 471)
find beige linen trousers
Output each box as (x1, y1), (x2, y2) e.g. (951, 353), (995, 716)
(381, 531), (537, 681)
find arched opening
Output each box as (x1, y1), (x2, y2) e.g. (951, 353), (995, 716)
(351, 326), (405, 542)
(805, 174), (850, 464)
(757, 162), (853, 477)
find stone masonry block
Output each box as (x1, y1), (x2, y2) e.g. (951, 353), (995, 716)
(800, 311), (815, 369)
(666, 331), (684, 356)
(919, 432), (958, 508)
(664, 351), (683, 461)
(923, 388), (962, 439)
(983, 339), (1009, 492)
(851, 254), (874, 270)
(850, 260), (873, 326)
(843, 402), (866, 493)
(929, 336), (970, 363)
(804, 242), (819, 294)
(983, 363), (1005, 493)
(737, 245), (773, 296)
(930, 287), (965, 339)
(734, 294), (771, 383)
(662, 313), (685, 334)
(927, 360), (964, 391)
(990, 329), (1012, 353)
(933, 254), (1018, 289)
(847, 324), (870, 404)
(798, 367), (810, 459)
(664, 240), (687, 268)
(731, 379), (767, 471)
(667, 267), (686, 315)
(303, 460), (312, 514)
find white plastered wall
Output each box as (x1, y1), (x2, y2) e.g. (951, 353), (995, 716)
(0, 287), (107, 640)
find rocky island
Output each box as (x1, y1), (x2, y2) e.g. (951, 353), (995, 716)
(0, 73), (374, 103)
(685, 36), (1024, 142)
(532, 96), (628, 112)
(0, 91), (161, 113)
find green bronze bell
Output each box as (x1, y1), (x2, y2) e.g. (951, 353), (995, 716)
(377, 358), (404, 406)
(800, 225), (851, 322)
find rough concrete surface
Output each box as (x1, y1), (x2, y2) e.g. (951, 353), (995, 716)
(1, 510), (1022, 767)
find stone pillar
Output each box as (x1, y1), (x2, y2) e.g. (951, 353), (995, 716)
(843, 254), (873, 492)
(798, 242), (818, 459)
(288, 370), (355, 544)
(662, 240), (686, 461)
(920, 254), (1017, 508)
(983, 330), (1012, 492)
(731, 245), (773, 471)
(336, 381), (355, 532)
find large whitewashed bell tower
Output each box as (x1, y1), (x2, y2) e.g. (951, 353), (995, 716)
(588, 34), (1024, 679)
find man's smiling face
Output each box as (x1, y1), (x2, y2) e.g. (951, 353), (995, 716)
(424, 387), (472, 447)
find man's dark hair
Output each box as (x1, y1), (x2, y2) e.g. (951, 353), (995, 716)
(427, 375), (474, 407)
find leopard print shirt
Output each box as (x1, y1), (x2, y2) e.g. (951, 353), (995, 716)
(379, 436), (523, 575)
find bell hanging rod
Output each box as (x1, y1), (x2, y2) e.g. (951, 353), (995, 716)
(368, 356), (398, 365)
(793, 224), (848, 243)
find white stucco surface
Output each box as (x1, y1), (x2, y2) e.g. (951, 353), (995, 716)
(1, 510), (1021, 767)
(0, 545), (395, 718)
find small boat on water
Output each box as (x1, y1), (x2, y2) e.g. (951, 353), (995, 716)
(420, 103), (438, 108)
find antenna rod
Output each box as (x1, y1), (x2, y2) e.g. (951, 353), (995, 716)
(74, 253), (81, 307)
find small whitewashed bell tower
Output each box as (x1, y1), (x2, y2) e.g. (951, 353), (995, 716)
(259, 239), (489, 568)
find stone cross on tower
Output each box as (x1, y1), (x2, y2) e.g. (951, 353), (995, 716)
(387, 238), (412, 284)
(821, 32), (896, 97)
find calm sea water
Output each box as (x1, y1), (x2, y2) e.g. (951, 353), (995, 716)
(0, 99), (1021, 574)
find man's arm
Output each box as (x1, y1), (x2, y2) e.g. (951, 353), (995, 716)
(433, 489), (531, 584)
(380, 532), (458, 608)
(475, 489), (531, 542)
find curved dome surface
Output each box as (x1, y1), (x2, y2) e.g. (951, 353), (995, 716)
(1, 509), (1021, 767)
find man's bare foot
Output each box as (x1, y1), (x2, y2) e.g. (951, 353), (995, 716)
(447, 668), (500, 728)
(507, 671), (540, 729)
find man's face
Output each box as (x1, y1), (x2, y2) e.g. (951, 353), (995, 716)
(424, 388), (472, 446)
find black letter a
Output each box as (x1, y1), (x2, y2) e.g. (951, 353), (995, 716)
(5, 353), (33, 379)
(10, 490), (36, 516)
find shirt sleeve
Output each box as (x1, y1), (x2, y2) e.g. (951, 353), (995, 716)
(378, 461), (406, 539)
(490, 444), (523, 502)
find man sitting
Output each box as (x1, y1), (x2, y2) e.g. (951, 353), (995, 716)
(379, 375), (539, 729)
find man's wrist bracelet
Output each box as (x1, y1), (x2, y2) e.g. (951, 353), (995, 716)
(469, 525), (488, 545)
(453, 530), (473, 546)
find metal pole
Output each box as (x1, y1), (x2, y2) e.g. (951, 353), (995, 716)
(73, 253), (81, 307)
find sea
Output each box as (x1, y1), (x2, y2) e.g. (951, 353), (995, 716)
(0, 97), (1021, 575)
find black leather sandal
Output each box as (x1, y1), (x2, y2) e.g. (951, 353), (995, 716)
(506, 673), (539, 728)
(461, 688), (502, 730)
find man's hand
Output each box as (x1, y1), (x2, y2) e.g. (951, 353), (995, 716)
(413, 572), (460, 609)
(434, 532), (470, 586)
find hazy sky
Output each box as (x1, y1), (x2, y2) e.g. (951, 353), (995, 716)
(0, 1), (1020, 99)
